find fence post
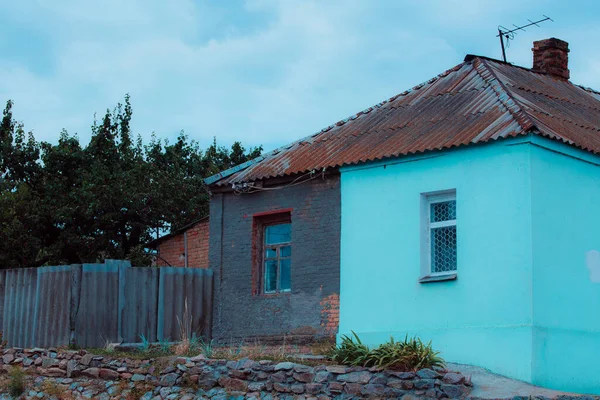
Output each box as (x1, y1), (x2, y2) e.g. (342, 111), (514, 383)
(69, 265), (82, 346)
(0, 270), (6, 334)
(115, 260), (132, 344)
(203, 269), (214, 340)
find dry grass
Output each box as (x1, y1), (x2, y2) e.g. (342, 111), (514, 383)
(40, 380), (75, 400)
(85, 330), (335, 367)
(311, 339), (336, 356)
(125, 382), (153, 400)
(174, 297), (198, 356)
(208, 338), (335, 365)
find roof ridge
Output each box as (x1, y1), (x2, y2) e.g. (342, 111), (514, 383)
(472, 57), (538, 134)
(578, 84), (600, 95)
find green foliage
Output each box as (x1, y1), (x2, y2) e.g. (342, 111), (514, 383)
(368, 336), (445, 370)
(139, 334), (150, 352)
(8, 366), (26, 398)
(329, 331), (371, 366)
(330, 333), (445, 371)
(0, 97), (262, 268)
(199, 337), (216, 358)
(158, 337), (171, 354)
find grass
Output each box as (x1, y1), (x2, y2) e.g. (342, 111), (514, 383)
(85, 347), (168, 360)
(124, 383), (153, 400)
(7, 366), (26, 398)
(40, 380), (75, 400)
(84, 332), (337, 367)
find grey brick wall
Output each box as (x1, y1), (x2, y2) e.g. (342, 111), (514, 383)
(208, 175), (340, 342)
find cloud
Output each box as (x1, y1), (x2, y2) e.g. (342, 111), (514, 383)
(0, 0), (598, 150)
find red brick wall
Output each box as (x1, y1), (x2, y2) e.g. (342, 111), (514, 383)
(156, 220), (210, 268)
(320, 292), (340, 336)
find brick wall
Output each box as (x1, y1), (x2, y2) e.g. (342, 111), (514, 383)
(209, 175), (341, 342)
(156, 220), (210, 269)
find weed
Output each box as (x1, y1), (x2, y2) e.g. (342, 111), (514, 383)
(311, 339), (335, 355)
(67, 343), (79, 351)
(330, 331), (371, 366)
(330, 333), (445, 370)
(8, 366), (26, 398)
(389, 336), (445, 370)
(174, 298), (198, 356)
(100, 335), (116, 354)
(139, 333), (150, 353)
(198, 338), (215, 358)
(158, 337), (172, 354)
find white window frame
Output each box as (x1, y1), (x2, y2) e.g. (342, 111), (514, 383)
(420, 190), (457, 282)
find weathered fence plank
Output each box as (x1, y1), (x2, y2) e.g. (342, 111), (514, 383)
(157, 268), (213, 341)
(75, 263), (120, 348)
(122, 267), (159, 343)
(33, 265), (72, 348)
(0, 261), (213, 348)
(3, 268), (38, 347)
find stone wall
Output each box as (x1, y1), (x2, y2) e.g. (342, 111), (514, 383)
(0, 347), (472, 399)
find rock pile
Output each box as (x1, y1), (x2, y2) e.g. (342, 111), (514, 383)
(0, 347), (472, 399)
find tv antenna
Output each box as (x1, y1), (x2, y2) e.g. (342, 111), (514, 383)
(497, 15), (553, 62)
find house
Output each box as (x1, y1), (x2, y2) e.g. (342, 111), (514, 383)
(206, 37), (600, 394)
(205, 153), (341, 343)
(147, 217), (210, 268)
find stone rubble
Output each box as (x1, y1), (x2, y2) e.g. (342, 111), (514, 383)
(0, 347), (474, 399)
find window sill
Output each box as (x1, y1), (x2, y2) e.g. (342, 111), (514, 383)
(419, 273), (457, 284)
(258, 291), (292, 297)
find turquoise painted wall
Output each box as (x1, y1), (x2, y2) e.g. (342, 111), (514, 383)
(530, 137), (600, 394)
(339, 135), (600, 394)
(340, 138), (534, 382)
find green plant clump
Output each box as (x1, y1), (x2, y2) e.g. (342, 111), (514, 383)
(330, 332), (445, 371)
(8, 366), (26, 398)
(329, 331), (371, 366)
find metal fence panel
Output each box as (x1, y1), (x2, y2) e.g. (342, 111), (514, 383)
(3, 268), (38, 347)
(75, 263), (120, 348)
(122, 267), (159, 343)
(33, 265), (73, 348)
(157, 267), (213, 341)
(0, 261), (213, 348)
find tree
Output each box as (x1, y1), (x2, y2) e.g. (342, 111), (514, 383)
(0, 96), (262, 268)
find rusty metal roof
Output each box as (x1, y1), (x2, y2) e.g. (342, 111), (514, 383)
(206, 55), (600, 186)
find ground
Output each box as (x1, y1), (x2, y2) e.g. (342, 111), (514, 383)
(449, 363), (588, 399)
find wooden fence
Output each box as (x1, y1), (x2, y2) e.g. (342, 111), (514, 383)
(0, 260), (213, 348)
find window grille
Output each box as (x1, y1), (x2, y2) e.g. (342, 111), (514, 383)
(422, 192), (457, 277)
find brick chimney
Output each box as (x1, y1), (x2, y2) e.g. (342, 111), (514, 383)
(532, 38), (570, 80)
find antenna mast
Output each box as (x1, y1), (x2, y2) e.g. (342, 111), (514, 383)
(497, 15), (553, 62)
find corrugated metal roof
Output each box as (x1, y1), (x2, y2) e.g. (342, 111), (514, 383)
(207, 55), (600, 187)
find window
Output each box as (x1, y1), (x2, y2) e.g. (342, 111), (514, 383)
(263, 222), (292, 293)
(252, 210), (292, 295)
(421, 191), (457, 282)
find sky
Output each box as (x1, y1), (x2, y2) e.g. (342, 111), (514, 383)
(1, 0), (599, 152)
